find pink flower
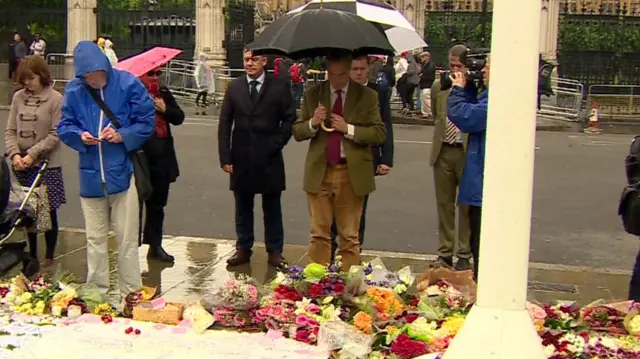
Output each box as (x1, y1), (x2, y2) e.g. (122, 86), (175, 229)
(233, 313), (246, 327)
(526, 302), (547, 321)
(307, 304), (320, 314)
(306, 317), (319, 328)
(296, 315), (310, 327)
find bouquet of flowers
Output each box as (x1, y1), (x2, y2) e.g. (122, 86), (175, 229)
(351, 287), (405, 326)
(543, 302), (586, 331)
(2, 274), (65, 316)
(270, 263), (346, 303)
(579, 303), (626, 334)
(540, 330), (640, 358)
(254, 299), (297, 332)
(212, 306), (259, 329)
(204, 275), (259, 311)
(623, 302), (640, 335)
(417, 281), (471, 321)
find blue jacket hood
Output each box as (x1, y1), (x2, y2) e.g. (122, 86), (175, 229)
(73, 41), (112, 78)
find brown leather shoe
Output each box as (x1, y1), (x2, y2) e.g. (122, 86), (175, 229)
(226, 250), (251, 266)
(267, 252), (287, 270)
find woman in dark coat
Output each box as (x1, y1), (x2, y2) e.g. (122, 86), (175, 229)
(138, 66), (185, 262)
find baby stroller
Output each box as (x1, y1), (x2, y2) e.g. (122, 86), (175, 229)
(0, 155), (49, 278)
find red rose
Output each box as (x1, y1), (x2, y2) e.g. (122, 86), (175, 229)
(275, 285), (302, 301)
(405, 313), (419, 323)
(295, 329), (312, 344)
(391, 334), (428, 358)
(409, 296), (420, 307)
(334, 283), (345, 294)
(308, 284), (323, 298)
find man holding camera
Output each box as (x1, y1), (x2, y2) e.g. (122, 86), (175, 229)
(447, 56), (490, 282)
(429, 45), (471, 271)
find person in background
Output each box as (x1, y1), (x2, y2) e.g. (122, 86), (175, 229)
(104, 39), (118, 66)
(369, 56), (396, 110)
(194, 52), (213, 114)
(290, 60), (305, 109)
(446, 56), (490, 282)
(293, 52), (386, 271)
(429, 44), (471, 271)
(395, 52), (409, 113)
(29, 34), (46, 57)
(10, 33), (27, 84)
(329, 54), (394, 260)
(218, 49), (296, 270)
(405, 53), (420, 113)
(5, 56), (66, 270)
(96, 37), (106, 54)
(139, 66), (185, 263)
(57, 41), (155, 298)
(419, 51), (436, 118)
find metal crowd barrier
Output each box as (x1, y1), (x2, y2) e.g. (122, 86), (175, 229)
(537, 77), (584, 122)
(45, 53), (70, 92)
(587, 84), (640, 121)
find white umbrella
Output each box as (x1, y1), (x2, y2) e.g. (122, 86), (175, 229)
(288, 0), (427, 54)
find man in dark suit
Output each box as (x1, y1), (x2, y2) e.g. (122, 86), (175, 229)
(218, 49), (296, 269)
(328, 54), (394, 260)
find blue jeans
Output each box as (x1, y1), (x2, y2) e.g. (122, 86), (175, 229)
(629, 246), (640, 301)
(234, 191), (284, 254)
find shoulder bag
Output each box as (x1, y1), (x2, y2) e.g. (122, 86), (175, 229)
(84, 85), (153, 202)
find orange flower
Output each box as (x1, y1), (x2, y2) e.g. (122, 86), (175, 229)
(354, 311), (373, 334)
(366, 287), (404, 318)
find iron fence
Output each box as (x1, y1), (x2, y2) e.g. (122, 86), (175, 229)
(225, 0), (256, 69)
(587, 84), (640, 121)
(538, 77), (584, 122)
(0, 6), (67, 62)
(96, 8), (196, 61)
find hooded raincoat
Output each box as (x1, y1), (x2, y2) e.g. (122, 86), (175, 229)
(57, 41), (155, 198)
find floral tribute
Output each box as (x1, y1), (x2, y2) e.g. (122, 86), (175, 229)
(0, 260), (639, 358)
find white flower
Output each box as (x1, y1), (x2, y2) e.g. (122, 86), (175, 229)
(321, 305), (340, 322)
(544, 344), (556, 358)
(393, 284), (407, 294)
(561, 333), (585, 354)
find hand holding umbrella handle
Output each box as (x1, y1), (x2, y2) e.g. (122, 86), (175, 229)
(321, 117), (336, 132)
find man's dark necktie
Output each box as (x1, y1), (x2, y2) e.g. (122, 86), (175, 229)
(250, 80), (259, 104)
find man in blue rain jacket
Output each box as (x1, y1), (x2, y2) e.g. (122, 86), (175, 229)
(57, 41), (155, 299)
(447, 57), (490, 283)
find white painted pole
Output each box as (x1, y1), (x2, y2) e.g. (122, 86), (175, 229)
(441, 0), (546, 357)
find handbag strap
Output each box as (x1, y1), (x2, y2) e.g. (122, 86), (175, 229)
(84, 85), (122, 129)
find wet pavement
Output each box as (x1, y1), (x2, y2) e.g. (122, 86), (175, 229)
(12, 230), (634, 306)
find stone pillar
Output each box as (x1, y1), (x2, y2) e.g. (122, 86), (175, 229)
(196, 0), (226, 67)
(539, 0), (559, 64)
(66, 0), (97, 78)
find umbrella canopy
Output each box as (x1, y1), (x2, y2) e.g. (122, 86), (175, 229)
(288, 0), (427, 54)
(114, 47), (183, 77)
(248, 8), (395, 59)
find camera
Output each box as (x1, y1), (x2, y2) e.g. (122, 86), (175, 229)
(440, 47), (489, 91)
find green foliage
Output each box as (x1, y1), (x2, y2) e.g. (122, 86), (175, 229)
(558, 16), (640, 53)
(100, 0), (195, 10)
(424, 13), (492, 48)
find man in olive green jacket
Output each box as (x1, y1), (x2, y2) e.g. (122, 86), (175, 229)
(429, 45), (471, 271)
(293, 54), (386, 271)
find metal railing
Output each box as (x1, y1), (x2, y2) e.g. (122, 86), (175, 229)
(46, 53), (70, 91)
(587, 84), (640, 121)
(537, 77), (584, 122)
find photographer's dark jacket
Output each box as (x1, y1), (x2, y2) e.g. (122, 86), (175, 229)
(447, 86), (488, 207)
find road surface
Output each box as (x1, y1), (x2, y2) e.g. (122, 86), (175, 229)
(0, 111), (636, 270)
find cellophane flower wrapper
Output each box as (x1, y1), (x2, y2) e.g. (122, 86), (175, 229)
(318, 320), (375, 356)
(183, 301), (215, 333)
(203, 275), (260, 311)
(623, 304), (640, 335)
(77, 283), (103, 312)
(579, 302), (627, 334)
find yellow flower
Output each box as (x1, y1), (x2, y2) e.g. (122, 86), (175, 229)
(353, 311), (373, 334)
(439, 316), (465, 336)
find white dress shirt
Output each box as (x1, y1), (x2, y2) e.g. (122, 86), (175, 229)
(309, 82), (355, 159)
(246, 71), (266, 92)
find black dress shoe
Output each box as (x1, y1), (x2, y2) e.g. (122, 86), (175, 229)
(454, 258), (472, 271)
(226, 250), (251, 267)
(430, 256), (453, 269)
(147, 246), (175, 263)
(267, 252), (287, 270)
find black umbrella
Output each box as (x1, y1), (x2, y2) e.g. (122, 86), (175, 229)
(248, 8), (395, 59)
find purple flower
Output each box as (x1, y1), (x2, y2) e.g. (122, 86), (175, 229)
(364, 264), (373, 275)
(328, 264), (340, 273)
(287, 266), (304, 280)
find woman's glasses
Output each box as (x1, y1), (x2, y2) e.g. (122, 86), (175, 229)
(146, 70), (162, 77)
